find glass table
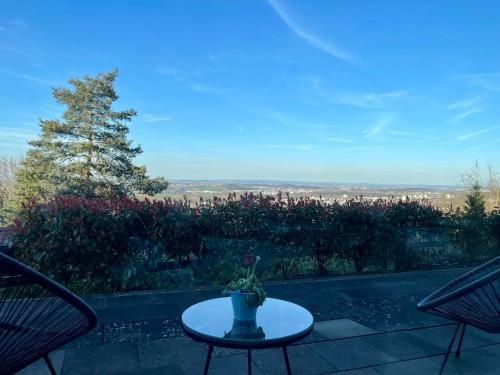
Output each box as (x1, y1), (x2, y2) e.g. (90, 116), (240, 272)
(182, 297), (314, 375)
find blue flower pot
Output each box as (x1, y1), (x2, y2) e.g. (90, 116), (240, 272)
(230, 291), (258, 321)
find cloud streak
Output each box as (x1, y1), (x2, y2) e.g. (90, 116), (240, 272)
(324, 136), (353, 144)
(456, 125), (500, 142)
(305, 79), (408, 108)
(0, 44), (40, 61)
(142, 114), (171, 123)
(466, 137), (500, 152)
(0, 126), (37, 143)
(458, 73), (500, 92)
(447, 96), (483, 124)
(364, 117), (390, 139)
(267, 0), (354, 63)
(364, 115), (413, 140)
(450, 108), (483, 124)
(0, 68), (61, 86)
(190, 83), (229, 94)
(447, 96), (480, 110)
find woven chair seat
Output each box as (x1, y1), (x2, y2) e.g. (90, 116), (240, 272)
(0, 253), (97, 374)
(417, 256), (500, 333)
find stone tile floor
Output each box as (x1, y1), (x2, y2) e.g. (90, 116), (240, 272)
(19, 268), (500, 374)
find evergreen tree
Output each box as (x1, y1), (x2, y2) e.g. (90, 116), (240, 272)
(15, 69), (167, 202)
(464, 183), (486, 219)
(451, 161), (490, 264)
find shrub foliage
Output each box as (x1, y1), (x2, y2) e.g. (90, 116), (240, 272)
(10, 193), (498, 294)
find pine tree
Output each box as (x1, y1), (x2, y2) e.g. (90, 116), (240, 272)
(464, 183), (486, 219)
(15, 69), (168, 202)
(452, 161), (490, 264)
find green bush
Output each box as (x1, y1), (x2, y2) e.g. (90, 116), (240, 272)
(10, 193), (500, 294)
(12, 197), (201, 293)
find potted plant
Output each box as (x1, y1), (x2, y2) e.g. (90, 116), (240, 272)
(224, 254), (266, 321)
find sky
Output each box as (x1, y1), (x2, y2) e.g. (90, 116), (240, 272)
(0, 0), (499, 185)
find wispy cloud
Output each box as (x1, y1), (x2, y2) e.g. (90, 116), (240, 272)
(450, 108), (483, 124)
(266, 0), (354, 63)
(457, 72), (500, 92)
(455, 125), (500, 142)
(0, 44), (40, 61)
(447, 96), (480, 110)
(0, 126), (37, 142)
(142, 114), (171, 123)
(155, 65), (182, 78)
(305, 79), (408, 108)
(386, 130), (414, 136)
(0, 68), (61, 86)
(447, 96), (483, 124)
(190, 84), (229, 95)
(465, 137), (500, 152)
(324, 136), (353, 144)
(364, 117), (390, 139)
(261, 110), (342, 129)
(331, 90), (408, 108)
(364, 114), (413, 140)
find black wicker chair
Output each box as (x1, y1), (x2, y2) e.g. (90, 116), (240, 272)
(0, 252), (97, 374)
(417, 256), (500, 375)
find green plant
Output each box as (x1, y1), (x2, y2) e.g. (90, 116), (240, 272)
(224, 254), (266, 307)
(14, 70), (167, 205)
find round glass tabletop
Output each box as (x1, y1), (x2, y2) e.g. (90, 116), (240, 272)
(181, 297), (313, 348)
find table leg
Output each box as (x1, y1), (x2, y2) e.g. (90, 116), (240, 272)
(282, 346), (292, 375)
(203, 344), (214, 375)
(248, 349), (252, 375)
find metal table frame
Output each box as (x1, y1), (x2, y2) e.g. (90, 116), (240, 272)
(182, 300), (313, 375)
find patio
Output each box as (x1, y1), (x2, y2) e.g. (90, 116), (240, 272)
(17, 267), (500, 375)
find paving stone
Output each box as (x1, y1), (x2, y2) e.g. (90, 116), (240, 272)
(137, 337), (179, 370)
(213, 346), (246, 357)
(133, 364), (184, 375)
(205, 353), (265, 375)
(314, 319), (377, 339)
(370, 357), (441, 375)
(17, 350), (65, 375)
(332, 367), (380, 375)
(310, 337), (397, 371)
(434, 344), (500, 375)
(364, 331), (441, 360)
(295, 327), (328, 344)
(62, 342), (140, 375)
(465, 326), (500, 343)
(63, 325), (103, 348)
(252, 346), (335, 375)
(140, 336), (209, 375)
(407, 324), (495, 352)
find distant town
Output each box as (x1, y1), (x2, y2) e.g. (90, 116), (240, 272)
(161, 180), (468, 211)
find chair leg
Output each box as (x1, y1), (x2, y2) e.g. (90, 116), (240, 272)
(44, 354), (57, 375)
(438, 323), (461, 375)
(248, 349), (252, 375)
(455, 324), (466, 358)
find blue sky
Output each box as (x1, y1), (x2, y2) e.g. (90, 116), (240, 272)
(1, 0), (499, 185)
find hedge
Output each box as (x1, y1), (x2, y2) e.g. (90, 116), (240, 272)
(10, 194), (500, 294)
